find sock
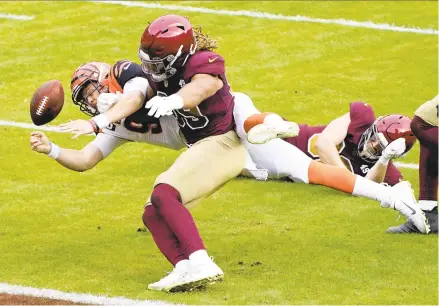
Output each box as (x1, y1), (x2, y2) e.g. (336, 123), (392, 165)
(352, 176), (394, 206)
(418, 142), (438, 202)
(175, 259), (190, 270)
(188, 249), (210, 263)
(243, 112), (277, 133)
(142, 205), (186, 266)
(419, 200), (438, 211)
(151, 183), (206, 256)
(307, 160), (394, 205)
(411, 116), (438, 202)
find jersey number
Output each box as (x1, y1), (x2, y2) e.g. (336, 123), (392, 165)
(174, 107), (209, 130)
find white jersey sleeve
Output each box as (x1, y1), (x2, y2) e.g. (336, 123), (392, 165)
(90, 133), (128, 158)
(123, 77), (150, 97)
(100, 115), (186, 150)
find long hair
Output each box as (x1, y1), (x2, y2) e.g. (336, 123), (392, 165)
(191, 22), (219, 51)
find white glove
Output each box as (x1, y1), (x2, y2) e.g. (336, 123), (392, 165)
(97, 92), (122, 113)
(145, 94), (184, 118)
(379, 138), (406, 165)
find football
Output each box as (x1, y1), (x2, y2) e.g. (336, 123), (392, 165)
(30, 80), (64, 126)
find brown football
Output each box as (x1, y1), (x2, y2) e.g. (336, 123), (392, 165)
(30, 80), (64, 126)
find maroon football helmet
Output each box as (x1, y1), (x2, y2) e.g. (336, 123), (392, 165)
(358, 114), (416, 162)
(138, 14), (197, 82)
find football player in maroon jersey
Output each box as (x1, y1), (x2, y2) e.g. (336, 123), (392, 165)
(232, 92), (428, 234)
(387, 95), (438, 234)
(245, 102), (414, 186)
(60, 15), (247, 292)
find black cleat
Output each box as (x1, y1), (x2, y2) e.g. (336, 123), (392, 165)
(387, 207), (438, 234)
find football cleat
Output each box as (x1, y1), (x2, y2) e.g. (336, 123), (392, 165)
(387, 207), (438, 234)
(148, 260), (192, 292)
(188, 256), (224, 287)
(382, 181), (430, 234)
(247, 120), (300, 144)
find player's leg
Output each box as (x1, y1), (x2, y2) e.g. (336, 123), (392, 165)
(147, 130), (246, 291)
(233, 93), (429, 233)
(387, 116), (438, 234)
(142, 204), (192, 291)
(233, 92), (299, 144)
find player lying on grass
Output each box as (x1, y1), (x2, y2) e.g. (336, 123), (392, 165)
(233, 93), (433, 234)
(387, 95), (438, 234)
(240, 97), (414, 186)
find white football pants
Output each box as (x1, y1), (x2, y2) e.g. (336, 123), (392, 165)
(233, 92), (311, 183)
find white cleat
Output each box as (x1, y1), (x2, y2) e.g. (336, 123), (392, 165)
(188, 257), (224, 288)
(148, 260), (193, 292)
(383, 181), (430, 234)
(247, 121), (300, 144)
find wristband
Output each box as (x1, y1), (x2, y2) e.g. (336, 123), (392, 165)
(88, 119), (99, 133)
(47, 142), (60, 159)
(378, 155), (390, 166)
(92, 114), (111, 129)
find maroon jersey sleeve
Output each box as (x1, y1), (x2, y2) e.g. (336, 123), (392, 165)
(346, 102), (377, 143)
(383, 161), (403, 186)
(183, 51), (225, 81)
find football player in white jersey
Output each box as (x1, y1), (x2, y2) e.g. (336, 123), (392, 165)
(30, 61), (187, 171)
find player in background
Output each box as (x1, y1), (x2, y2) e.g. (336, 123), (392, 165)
(232, 92), (429, 234)
(244, 100), (413, 186)
(387, 95), (438, 234)
(59, 15), (247, 292)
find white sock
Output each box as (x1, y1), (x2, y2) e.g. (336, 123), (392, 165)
(352, 176), (394, 207)
(189, 250), (210, 263)
(418, 200), (438, 211)
(175, 259), (190, 270)
(263, 113), (284, 126)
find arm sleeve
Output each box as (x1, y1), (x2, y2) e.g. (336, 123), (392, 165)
(123, 77), (150, 96)
(89, 133), (128, 158)
(383, 160), (403, 186)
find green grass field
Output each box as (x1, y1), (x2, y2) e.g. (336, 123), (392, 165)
(0, 1), (437, 304)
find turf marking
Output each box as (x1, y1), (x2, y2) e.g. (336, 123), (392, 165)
(0, 283), (175, 305)
(93, 1), (438, 35)
(0, 13), (34, 20)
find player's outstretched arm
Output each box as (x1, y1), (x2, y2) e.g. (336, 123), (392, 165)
(60, 91), (145, 138)
(177, 74), (223, 109)
(30, 131), (103, 172)
(315, 112), (350, 168)
(146, 74), (223, 118)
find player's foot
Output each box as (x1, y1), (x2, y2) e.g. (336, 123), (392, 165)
(148, 260), (192, 292)
(387, 207), (438, 234)
(382, 181), (430, 234)
(247, 120), (300, 144)
(188, 256), (224, 287)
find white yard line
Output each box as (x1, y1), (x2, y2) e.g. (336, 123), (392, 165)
(394, 161), (419, 170)
(93, 1), (438, 35)
(0, 283), (173, 306)
(1, 119), (420, 169)
(0, 13), (34, 20)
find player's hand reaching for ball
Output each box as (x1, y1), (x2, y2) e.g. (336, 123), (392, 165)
(30, 131), (51, 154)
